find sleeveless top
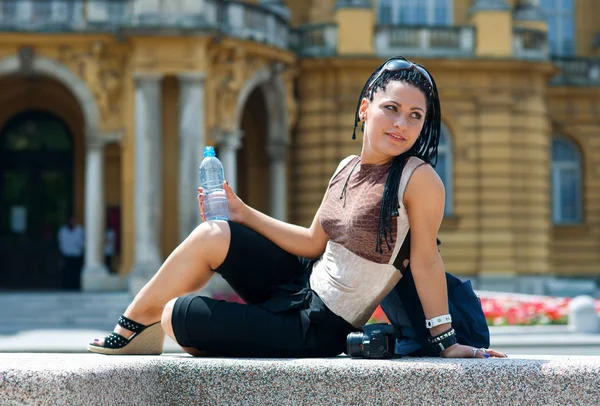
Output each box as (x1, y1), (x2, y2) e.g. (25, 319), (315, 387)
(309, 155), (426, 328)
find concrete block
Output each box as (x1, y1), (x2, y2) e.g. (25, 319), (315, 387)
(569, 295), (600, 334)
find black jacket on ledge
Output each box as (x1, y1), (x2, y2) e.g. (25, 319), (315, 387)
(381, 230), (491, 357)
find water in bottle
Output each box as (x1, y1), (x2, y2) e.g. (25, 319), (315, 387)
(199, 146), (229, 221)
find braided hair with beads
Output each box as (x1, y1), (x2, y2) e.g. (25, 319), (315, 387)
(352, 57), (442, 254)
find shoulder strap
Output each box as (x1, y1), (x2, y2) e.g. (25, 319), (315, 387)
(330, 155), (358, 184)
(398, 156), (426, 209)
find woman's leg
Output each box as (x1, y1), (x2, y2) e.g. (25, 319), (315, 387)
(160, 294), (352, 358)
(162, 298), (208, 357)
(93, 220), (231, 346)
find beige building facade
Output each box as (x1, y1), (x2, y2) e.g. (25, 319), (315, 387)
(0, 0), (598, 296)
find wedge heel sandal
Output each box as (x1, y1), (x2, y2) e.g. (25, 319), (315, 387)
(88, 315), (165, 355)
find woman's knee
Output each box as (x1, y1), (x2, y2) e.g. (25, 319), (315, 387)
(187, 220), (231, 269)
(161, 298), (178, 340)
(161, 297), (211, 357)
(189, 220), (230, 243)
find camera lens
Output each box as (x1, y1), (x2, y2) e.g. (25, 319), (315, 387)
(346, 332), (365, 358)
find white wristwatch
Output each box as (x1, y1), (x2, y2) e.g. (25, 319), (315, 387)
(425, 314), (452, 328)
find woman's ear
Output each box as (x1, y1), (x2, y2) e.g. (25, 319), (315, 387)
(358, 97), (369, 121)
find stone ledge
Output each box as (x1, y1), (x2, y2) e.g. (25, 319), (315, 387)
(1, 354), (600, 405)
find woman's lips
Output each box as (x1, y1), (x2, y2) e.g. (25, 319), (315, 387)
(386, 132), (406, 141)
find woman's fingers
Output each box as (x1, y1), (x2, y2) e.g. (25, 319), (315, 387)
(484, 348), (507, 358)
(473, 348), (507, 358)
(197, 189), (206, 221)
(223, 181), (236, 199)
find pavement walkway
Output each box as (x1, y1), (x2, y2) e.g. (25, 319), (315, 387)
(2, 290), (599, 355)
(2, 325), (600, 355)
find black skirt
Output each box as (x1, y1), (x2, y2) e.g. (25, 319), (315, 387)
(171, 221), (356, 358)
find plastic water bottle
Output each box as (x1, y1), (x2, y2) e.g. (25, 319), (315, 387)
(199, 146), (229, 221)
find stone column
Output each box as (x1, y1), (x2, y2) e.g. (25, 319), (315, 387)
(267, 141), (288, 221)
(82, 137), (126, 291)
(177, 72), (206, 241)
(215, 130), (243, 193)
(128, 73), (164, 295)
(333, 0), (374, 55)
(469, 0), (512, 58)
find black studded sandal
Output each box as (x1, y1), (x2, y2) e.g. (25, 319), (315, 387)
(88, 315), (164, 355)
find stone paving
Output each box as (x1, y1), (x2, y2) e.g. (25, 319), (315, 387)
(2, 290), (600, 355)
(2, 324), (600, 355)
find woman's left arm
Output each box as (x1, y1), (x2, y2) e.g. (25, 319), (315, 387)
(404, 164), (505, 358)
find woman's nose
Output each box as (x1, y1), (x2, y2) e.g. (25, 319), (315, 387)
(394, 115), (408, 131)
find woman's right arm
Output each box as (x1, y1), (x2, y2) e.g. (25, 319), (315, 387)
(200, 182), (329, 259)
(242, 196), (329, 259)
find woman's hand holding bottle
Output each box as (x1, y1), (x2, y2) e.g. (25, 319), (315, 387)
(197, 182), (248, 224)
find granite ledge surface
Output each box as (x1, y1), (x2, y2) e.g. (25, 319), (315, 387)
(1, 354), (600, 405)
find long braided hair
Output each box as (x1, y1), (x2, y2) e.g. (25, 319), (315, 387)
(352, 57), (442, 254)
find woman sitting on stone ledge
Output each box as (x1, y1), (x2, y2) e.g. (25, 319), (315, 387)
(88, 56), (506, 359)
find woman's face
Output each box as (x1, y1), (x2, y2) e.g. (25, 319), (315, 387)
(358, 80), (427, 164)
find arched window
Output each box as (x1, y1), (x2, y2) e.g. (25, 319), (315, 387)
(541, 0), (575, 56)
(0, 110), (74, 289)
(551, 136), (582, 224)
(377, 0), (453, 26)
(1, 112), (72, 151)
(434, 123), (453, 215)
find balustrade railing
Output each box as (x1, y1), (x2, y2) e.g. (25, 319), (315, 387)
(551, 57), (600, 86)
(0, 0), (289, 49)
(291, 23), (337, 57)
(221, 0), (288, 49)
(513, 27), (549, 60)
(375, 25), (475, 58)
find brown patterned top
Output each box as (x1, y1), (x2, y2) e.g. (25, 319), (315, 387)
(320, 156), (397, 264)
(310, 155), (427, 327)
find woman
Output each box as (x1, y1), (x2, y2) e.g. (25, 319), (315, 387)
(89, 56), (505, 359)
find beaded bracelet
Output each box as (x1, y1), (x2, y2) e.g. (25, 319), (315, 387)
(428, 327), (455, 343)
(427, 327), (457, 353)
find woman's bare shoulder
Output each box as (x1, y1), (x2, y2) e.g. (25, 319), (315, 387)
(405, 163), (445, 205)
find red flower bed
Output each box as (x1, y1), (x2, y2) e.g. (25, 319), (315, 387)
(480, 296), (570, 326)
(480, 296), (600, 326)
(368, 296), (600, 326)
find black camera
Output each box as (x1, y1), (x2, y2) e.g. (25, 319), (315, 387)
(346, 323), (398, 359)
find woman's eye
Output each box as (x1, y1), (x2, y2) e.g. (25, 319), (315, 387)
(386, 105), (397, 112)
(411, 112), (422, 120)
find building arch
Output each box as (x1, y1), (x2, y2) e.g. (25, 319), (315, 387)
(0, 54), (100, 134)
(232, 66), (290, 220)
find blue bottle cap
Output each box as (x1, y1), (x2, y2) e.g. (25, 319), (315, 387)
(203, 146), (215, 158)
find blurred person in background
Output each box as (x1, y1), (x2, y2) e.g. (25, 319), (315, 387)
(104, 220), (116, 274)
(57, 216), (84, 291)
